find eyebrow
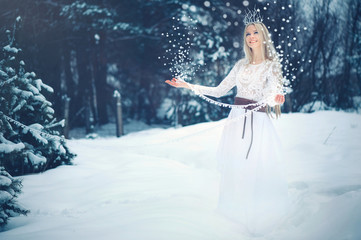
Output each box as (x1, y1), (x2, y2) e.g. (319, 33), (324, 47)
(246, 30), (258, 34)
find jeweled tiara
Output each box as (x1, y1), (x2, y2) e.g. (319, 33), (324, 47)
(243, 8), (263, 26)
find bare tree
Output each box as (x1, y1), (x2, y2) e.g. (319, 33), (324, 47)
(337, 0), (361, 109)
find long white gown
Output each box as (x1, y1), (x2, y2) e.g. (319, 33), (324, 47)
(193, 58), (290, 236)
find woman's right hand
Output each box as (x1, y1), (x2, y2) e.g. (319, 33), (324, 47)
(275, 94), (285, 104)
(165, 78), (190, 89)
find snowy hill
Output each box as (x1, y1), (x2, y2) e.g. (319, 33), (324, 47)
(1, 111), (361, 240)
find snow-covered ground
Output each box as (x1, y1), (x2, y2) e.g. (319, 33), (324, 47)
(1, 111), (361, 240)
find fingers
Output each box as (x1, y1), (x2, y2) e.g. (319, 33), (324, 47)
(165, 78), (177, 83)
(278, 95), (284, 103)
(165, 80), (175, 86)
(165, 78), (180, 87)
(275, 94), (285, 104)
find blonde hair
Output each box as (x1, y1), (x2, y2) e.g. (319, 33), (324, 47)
(243, 22), (282, 118)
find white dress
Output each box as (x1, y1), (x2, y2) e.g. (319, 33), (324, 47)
(193, 58), (289, 236)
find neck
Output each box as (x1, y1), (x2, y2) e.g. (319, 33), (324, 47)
(251, 47), (264, 64)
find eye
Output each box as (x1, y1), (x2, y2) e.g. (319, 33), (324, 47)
(246, 33), (250, 36)
(254, 31), (258, 34)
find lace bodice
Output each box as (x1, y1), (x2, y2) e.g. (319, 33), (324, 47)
(192, 58), (284, 107)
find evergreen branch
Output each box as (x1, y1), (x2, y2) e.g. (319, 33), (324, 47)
(3, 114), (64, 141)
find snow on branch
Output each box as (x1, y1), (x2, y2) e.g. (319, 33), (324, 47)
(3, 115), (64, 142)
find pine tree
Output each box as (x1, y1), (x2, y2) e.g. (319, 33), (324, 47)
(0, 166), (29, 228)
(0, 17), (75, 176)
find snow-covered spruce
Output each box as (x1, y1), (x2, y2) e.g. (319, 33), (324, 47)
(0, 17), (75, 176)
(0, 167), (29, 228)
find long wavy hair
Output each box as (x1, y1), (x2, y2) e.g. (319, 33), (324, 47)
(243, 22), (283, 118)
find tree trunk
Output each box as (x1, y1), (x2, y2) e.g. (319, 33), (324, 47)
(94, 31), (109, 125)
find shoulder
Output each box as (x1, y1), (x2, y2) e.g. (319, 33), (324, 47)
(233, 58), (247, 68)
(269, 58), (282, 66)
(266, 59), (282, 71)
(238, 58), (248, 65)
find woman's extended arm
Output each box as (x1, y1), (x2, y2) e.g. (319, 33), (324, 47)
(165, 60), (241, 98)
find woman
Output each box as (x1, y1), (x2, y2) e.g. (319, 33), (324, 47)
(165, 21), (289, 236)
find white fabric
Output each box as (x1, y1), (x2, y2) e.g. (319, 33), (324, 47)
(192, 58), (284, 107)
(193, 59), (289, 236)
(215, 109), (289, 236)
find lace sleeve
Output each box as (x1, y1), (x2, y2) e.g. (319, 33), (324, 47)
(263, 61), (284, 107)
(191, 60), (240, 98)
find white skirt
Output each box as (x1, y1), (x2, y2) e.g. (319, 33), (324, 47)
(215, 108), (289, 236)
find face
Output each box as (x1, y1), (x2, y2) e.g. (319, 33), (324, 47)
(245, 25), (261, 50)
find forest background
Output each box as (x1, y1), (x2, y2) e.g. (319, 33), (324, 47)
(0, 0), (360, 133)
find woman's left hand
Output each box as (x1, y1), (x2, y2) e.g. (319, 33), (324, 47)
(275, 94), (285, 104)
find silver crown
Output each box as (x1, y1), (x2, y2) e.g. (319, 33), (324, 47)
(243, 8), (263, 25)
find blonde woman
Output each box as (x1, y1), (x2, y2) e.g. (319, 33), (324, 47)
(166, 20), (289, 236)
